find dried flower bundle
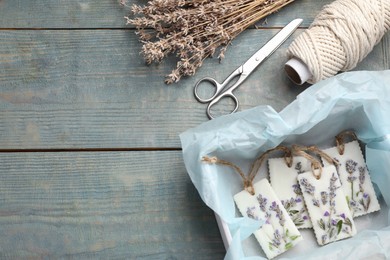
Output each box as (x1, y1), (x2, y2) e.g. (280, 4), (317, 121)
(125, 0), (294, 83)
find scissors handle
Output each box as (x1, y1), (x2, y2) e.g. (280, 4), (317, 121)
(194, 77), (224, 103)
(206, 90), (239, 119)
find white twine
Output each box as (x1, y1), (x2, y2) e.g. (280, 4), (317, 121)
(287, 0), (390, 83)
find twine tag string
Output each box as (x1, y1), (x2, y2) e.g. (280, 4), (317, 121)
(202, 146), (293, 195)
(306, 145), (339, 166)
(292, 145), (323, 179)
(247, 145), (293, 186)
(335, 130), (358, 155)
(292, 144), (340, 180)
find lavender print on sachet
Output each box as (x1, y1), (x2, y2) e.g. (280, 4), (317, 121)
(269, 156), (313, 228)
(297, 165), (356, 245)
(322, 140), (380, 217)
(234, 179), (303, 259)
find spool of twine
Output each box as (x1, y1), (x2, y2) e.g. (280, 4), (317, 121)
(285, 0), (390, 85)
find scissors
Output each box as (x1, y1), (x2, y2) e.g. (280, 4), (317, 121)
(194, 19), (303, 119)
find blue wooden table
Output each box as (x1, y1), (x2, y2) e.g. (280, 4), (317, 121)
(0, 0), (388, 258)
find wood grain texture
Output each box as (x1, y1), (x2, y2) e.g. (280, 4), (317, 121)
(0, 0), (389, 259)
(0, 29), (305, 149)
(1, 29), (389, 149)
(0, 151), (225, 259)
(0, 0), (333, 29)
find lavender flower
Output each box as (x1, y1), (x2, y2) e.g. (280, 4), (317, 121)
(270, 201), (285, 226)
(295, 162), (305, 174)
(323, 211), (330, 217)
(283, 199), (292, 210)
(321, 191), (328, 205)
(360, 193), (371, 211)
(312, 198), (320, 207)
(345, 159), (358, 174)
(299, 178), (315, 195)
(126, 0), (294, 83)
(359, 166), (366, 185)
(274, 229), (281, 241)
(246, 206), (258, 220)
(265, 211), (272, 224)
(292, 184), (303, 195)
(289, 197), (296, 207)
(257, 194), (268, 212)
(349, 199), (357, 207)
(330, 173), (338, 187)
(328, 173), (338, 204)
(347, 176), (357, 183)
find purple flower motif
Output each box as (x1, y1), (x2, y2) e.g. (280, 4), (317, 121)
(303, 215), (308, 220)
(331, 218), (338, 226)
(269, 201), (277, 211)
(359, 166), (366, 184)
(265, 212), (271, 224)
(300, 178), (315, 195)
(269, 201), (285, 226)
(292, 184), (303, 195)
(295, 162), (305, 174)
(289, 197), (296, 206)
(323, 211), (330, 217)
(363, 193), (369, 199)
(257, 194), (268, 212)
(295, 197), (302, 203)
(347, 176), (357, 183)
(346, 160), (358, 174)
(339, 213), (346, 220)
(246, 207), (258, 220)
(330, 172), (338, 184)
(274, 229), (281, 240)
(312, 198), (320, 207)
(320, 191), (328, 205)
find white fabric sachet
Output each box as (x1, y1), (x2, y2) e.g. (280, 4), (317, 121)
(269, 156), (313, 228)
(297, 165), (356, 245)
(322, 140), (381, 217)
(234, 179), (303, 259)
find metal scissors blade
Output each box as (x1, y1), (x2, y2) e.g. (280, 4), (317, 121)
(194, 18), (303, 119)
(241, 18), (303, 76)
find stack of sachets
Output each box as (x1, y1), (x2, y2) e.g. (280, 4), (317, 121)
(203, 130), (381, 259)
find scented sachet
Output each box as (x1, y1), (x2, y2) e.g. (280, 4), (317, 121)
(297, 164), (356, 245)
(234, 179), (303, 259)
(269, 156), (313, 228)
(322, 134), (380, 217)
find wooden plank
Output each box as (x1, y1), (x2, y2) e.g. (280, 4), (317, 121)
(0, 151), (225, 259)
(1, 30), (389, 149)
(0, 29), (300, 149)
(0, 0), (129, 29)
(0, 0), (332, 28)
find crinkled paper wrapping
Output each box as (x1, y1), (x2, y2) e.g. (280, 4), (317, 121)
(180, 70), (390, 259)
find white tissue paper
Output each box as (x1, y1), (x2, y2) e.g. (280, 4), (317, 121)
(180, 70), (390, 259)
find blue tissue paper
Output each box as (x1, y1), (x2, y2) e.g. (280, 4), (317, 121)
(180, 70), (390, 259)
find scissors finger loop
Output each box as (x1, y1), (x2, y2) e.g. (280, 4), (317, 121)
(194, 77), (223, 103)
(206, 92), (239, 119)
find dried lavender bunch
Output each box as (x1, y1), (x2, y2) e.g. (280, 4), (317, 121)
(125, 0), (294, 83)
